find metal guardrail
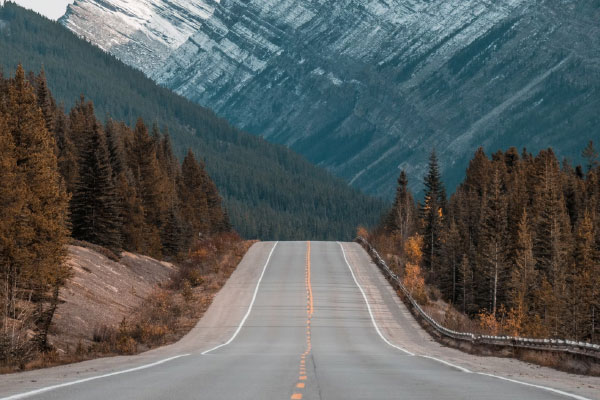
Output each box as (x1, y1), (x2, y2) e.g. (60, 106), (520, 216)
(355, 236), (600, 358)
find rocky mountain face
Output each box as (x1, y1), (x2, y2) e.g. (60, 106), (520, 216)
(61, 0), (600, 197)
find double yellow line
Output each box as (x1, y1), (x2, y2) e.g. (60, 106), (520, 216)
(291, 241), (313, 400)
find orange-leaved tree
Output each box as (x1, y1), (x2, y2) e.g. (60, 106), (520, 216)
(403, 234), (427, 304)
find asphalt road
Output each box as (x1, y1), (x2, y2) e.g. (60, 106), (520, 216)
(0, 241), (595, 400)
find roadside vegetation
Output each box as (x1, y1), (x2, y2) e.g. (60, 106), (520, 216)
(0, 65), (235, 371)
(368, 144), (600, 343)
(83, 233), (252, 359)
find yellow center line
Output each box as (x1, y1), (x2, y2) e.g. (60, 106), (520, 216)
(290, 241), (313, 399)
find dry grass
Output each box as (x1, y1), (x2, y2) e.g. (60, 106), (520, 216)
(73, 233), (254, 357)
(1, 234), (254, 373)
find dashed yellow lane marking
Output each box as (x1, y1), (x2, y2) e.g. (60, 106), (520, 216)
(289, 241), (313, 399)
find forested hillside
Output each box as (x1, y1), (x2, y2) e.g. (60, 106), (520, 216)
(0, 64), (234, 364)
(372, 145), (600, 343)
(0, 3), (385, 240)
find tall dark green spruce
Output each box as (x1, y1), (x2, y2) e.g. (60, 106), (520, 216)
(70, 107), (122, 250)
(420, 150), (447, 283)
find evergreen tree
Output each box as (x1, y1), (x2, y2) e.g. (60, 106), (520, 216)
(0, 111), (26, 339)
(385, 170), (416, 241)
(104, 118), (126, 179)
(532, 150), (572, 283)
(116, 172), (149, 253)
(2, 65), (70, 350)
(180, 149), (210, 240)
(582, 141), (599, 172)
(440, 218), (462, 304)
(161, 205), (185, 257)
(571, 210), (598, 340)
(480, 165), (508, 314)
(203, 166), (229, 234)
(68, 95), (96, 153)
(126, 118), (166, 257)
(420, 150), (446, 282)
(35, 68), (55, 133)
(509, 210), (537, 335)
(459, 254), (473, 314)
(70, 118), (122, 250)
(54, 110), (79, 193)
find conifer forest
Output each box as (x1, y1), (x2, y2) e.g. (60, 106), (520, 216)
(373, 147), (600, 343)
(0, 65), (230, 361)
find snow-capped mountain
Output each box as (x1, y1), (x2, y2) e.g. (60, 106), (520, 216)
(61, 0), (600, 197)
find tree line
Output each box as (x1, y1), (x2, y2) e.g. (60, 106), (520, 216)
(375, 145), (600, 342)
(0, 65), (229, 364)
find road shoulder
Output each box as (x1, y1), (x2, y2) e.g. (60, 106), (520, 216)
(0, 241), (276, 398)
(341, 241), (600, 400)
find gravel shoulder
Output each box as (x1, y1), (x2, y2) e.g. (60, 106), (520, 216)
(0, 241), (275, 398)
(342, 241), (600, 400)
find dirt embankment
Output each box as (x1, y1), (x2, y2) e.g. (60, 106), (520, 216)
(49, 245), (176, 354)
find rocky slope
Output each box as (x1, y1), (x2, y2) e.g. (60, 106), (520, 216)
(61, 0), (600, 196)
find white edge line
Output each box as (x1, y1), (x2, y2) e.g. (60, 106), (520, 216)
(0, 354), (190, 400)
(352, 243), (592, 400)
(1, 241), (280, 400)
(337, 242), (414, 356)
(201, 241), (279, 355)
(420, 355), (471, 373)
(477, 373), (593, 400)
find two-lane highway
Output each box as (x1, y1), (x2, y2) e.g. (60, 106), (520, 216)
(0, 242), (596, 399)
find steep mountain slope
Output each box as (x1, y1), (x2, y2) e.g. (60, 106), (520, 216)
(0, 3), (386, 240)
(61, 0), (600, 196)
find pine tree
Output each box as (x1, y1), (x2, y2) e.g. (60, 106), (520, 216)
(571, 210), (598, 340)
(0, 111), (26, 338)
(68, 95), (96, 153)
(480, 165), (508, 315)
(35, 68), (55, 134)
(161, 205), (185, 257)
(533, 150), (572, 283)
(70, 118), (122, 250)
(440, 218), (462, 304)
(420, 150), (446, 282)
(180, 149), (210, 240)
(158, 132), (179, 181)
(459, 254), (473, 314)
(126, 118), (167, 257)
(203, 167), (228, 234)
(2, 65), (70, 351)
(104, 119), (126, 178)
(54, 110), (79, 193)
(116, 172), (148, 253)
(509, 210), (537, 336)
(582, 141), (599, 172)
(385, 170), (416, 241)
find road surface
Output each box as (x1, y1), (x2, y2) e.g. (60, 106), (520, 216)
(1, 241), (598, 399)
